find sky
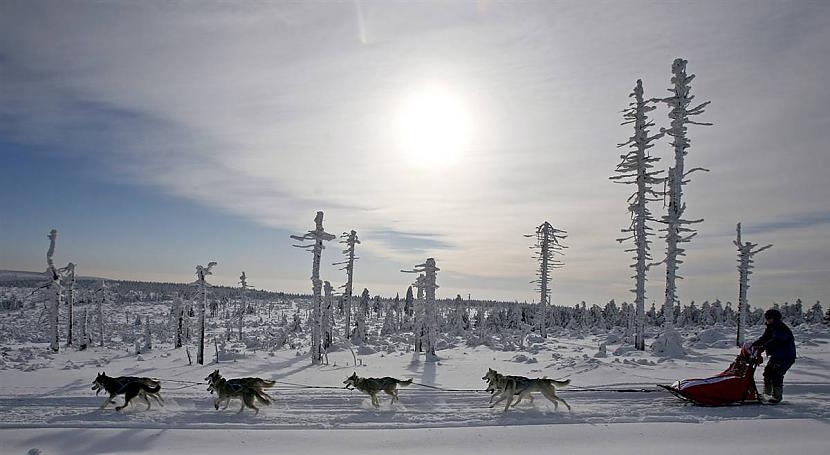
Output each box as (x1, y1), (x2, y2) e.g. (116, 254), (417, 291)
(1, 1), (829, 307)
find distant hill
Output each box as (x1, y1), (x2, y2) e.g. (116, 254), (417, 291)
(0, 270), (47, 282)
(0, 270), (299, 300)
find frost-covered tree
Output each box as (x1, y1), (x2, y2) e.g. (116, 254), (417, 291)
(238, 272), (250, 341)
(61, 262), (76, 347)
(373, 295), (382, 317)
(380, 299), (397, 335)
(805, 301), (824, 324)
(79, 308), (91, 350)
(659, 58), (711, 341)
(393, 292), (402, 330)
(525, 222), (567, 338)
(334, 230), (360, 338)
(171, 295), (185, 348)
(322, 281), (335, 352)
(404, 286), (414, 317)
(194, 261), (217, 365)
(734, 222), (772, 346)
(291, 211), (336, 364)
(610, 79), (665, 351)
(353, 288), (369, 344)
(448, 294), (467, 335)
(410, 274), (427, 351)
(45, 229), (61, 352)
(402, 258), (439, 358)
(97, 280), (110, 347)
(143, 315), (152, 352)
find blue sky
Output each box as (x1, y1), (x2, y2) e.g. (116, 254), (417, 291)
(1, 1), (829, 305)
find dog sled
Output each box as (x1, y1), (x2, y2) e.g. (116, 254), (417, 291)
(660, 343), (763, 406)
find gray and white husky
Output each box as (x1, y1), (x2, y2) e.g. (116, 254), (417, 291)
(205, 369), (275, 415)
(482, 368), (571, 412)
(343, 372), (412, 408)
(92, 371), (164, 411)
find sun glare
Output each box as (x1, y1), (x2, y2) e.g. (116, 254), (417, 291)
(395, 85), (471, 168)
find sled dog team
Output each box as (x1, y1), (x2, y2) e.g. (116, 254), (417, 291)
(91, 368), (571, 414)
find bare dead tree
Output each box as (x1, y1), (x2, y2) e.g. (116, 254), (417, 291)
(45, 229), (61, 352)
(525, 222), (567, 338)
(291, 211), (335, 365)
(610, 79), (664, 350)
(60, 262), (76, 347)
(194, 261), (217, 365)
(734, 223), (772, 346)
(333, 230), (360, 339)
(658, 58), (711, 340)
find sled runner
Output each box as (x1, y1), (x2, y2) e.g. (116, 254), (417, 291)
(660, 343), (763, 406)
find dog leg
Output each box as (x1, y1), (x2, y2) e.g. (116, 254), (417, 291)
(370, 393), (380, 408)
(243, 394), (260, 415)
(540, 386), (569, 411)
(141, 392), (152, 410)
(558, 396), (571, 412)
(117, 388), (138, 411)
(489, 391), (510, 408)
(100, 394), (115, 409)
(503, 387), (515, 412)
(511, 390), (530, 408)
(490, 385), (514, 410)
(384, 389), (398, 404)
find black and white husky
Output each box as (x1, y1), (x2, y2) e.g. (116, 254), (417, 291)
(343, 372), (412, 408)
(205, 369), (275, 415)
(92, 371), (164, 411)
(482, 368), (571, 412)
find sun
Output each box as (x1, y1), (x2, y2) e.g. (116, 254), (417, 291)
(395, 85), (471, 168)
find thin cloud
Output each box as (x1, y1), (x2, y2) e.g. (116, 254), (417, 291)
(1, 1), (828, 304)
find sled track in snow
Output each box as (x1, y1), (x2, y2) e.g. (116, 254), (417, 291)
(1, 383), (828, 430)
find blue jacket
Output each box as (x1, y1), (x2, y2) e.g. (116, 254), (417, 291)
(752, 321), (797, 365)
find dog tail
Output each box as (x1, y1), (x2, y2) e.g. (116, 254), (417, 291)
(548, 378), (570, 387)
(399, 379), (413, 387)
(253, 390), (271, 405)
(261, 380), (276, 388)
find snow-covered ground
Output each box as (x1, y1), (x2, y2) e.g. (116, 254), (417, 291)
(1, 308), (828, 454)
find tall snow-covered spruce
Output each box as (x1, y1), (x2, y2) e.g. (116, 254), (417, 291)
(194, 261), (217, 365)
(402, 258), (440, 359)
(610, 79), (665, 352)
(734, 223), (772, 346)
(525, 222), (567, 339)
(291, 211), (335, 364)
(659, 58), (711, 349)
(333, 230), (359, 339)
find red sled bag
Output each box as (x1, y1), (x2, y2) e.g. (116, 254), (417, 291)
(661, 343), (763, 406)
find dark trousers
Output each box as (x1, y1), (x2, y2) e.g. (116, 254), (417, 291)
(763, 359), (793, 387)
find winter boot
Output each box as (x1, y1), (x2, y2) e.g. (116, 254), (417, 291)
(767, 385), (783, 404)
(762, 379), (772, 397)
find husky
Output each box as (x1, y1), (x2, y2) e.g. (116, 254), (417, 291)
(92, 372), (164, 411)
(205, 369), (275, 415)
(343, 372), (412, 408)
(482, 368), (571, 412)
